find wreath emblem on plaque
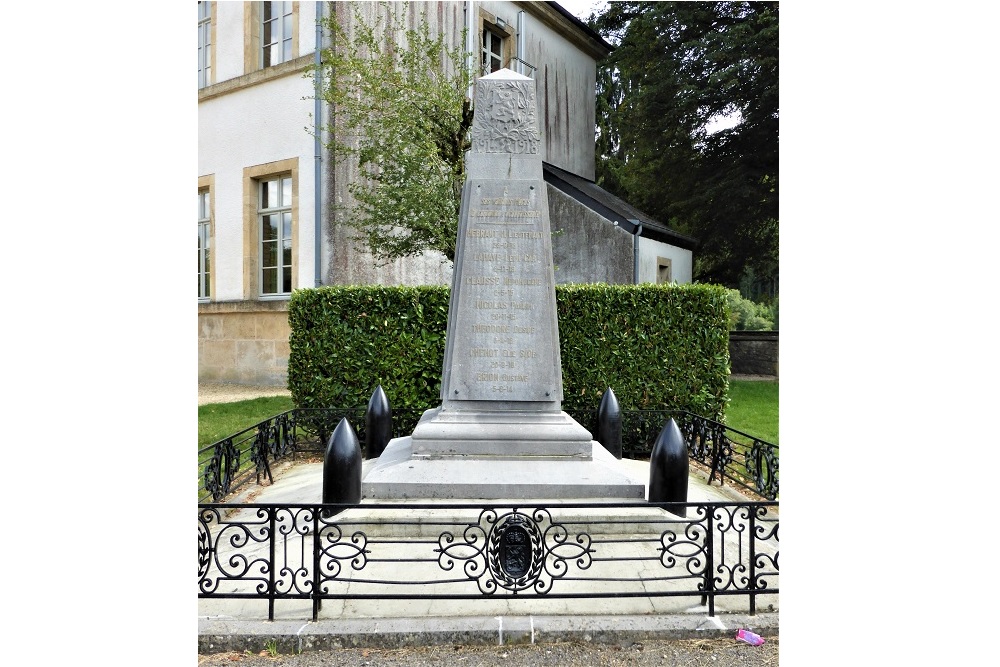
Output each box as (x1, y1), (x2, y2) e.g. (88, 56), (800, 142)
(487, 512), (544, 592)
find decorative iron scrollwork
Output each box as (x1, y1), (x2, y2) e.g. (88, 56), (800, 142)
(682, 415), (714, 461)
(317, 522), (370, 585)
(197, 507), (271, 595)
(747, 441), (779, 500)
(251, 426), (273, 485)
(659, 506), (709, 576)
(198, 520), (212, 580)
(436, 509), (593, 595)
(203, 439), (239, 502)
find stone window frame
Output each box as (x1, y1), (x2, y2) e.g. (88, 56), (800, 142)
(242, 158), (299, 300)
(244, 1), (300, 74)
(198, 174), (216, 302)
(198, 2), (216, 89)
(656, 256), (673, 284)
(478, 7), (516, 76)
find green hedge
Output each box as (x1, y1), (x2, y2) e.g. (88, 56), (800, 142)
(556, 283), (729, 417)
(288, 285), (450, 410)
(287, 283), (730, 420)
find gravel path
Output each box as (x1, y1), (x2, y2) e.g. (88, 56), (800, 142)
(198, 637), (778, 666)
(198, 383), (291, 406)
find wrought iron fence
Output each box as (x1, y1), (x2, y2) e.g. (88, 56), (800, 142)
(198, 500), (778, 621)
(198, 407), (779, 503)
(678, 416), (779, 501)
(197, 412), (296, 504)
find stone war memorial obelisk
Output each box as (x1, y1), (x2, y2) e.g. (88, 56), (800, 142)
(363, 69), (645, 500)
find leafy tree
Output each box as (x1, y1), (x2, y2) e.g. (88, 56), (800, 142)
(594, 2), (778, 287)
(313, 2), (473, 263)
(726, 288), (774, 331)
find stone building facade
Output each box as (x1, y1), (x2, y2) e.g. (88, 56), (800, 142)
(198, 2), (695, 386)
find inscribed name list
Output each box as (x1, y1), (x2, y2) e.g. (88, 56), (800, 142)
(445, 179), (558, 402)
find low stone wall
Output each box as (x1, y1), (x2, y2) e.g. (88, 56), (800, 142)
(729, 331), (778, 378)
(198, 300), (290, 386)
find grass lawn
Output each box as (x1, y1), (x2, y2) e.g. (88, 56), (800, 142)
(198, 382), (778, 450)
(726, 379), (778, 445)
(198, 396), (295, 448)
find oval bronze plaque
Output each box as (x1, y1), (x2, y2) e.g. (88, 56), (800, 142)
(499, 524), (531, 578)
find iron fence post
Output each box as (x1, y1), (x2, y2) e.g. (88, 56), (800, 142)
(704, 505), (715, 615)
(268, 507), (276, 621)
(287, 411), (299, 457)
(709, 424), (725, 485)
(749, 504), (757, 615)
(312, 506), (321, 621)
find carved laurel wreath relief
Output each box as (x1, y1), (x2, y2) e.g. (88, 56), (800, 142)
(471, 81), (540, 154)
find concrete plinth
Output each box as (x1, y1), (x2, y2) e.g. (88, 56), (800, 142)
(409, 406), (594, 458)
(362, 437), (646, 500)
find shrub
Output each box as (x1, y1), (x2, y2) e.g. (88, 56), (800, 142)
(556, 283), (730, 418)
(726, 288), (774, 331)
(287, 283), (731, 420)
(287, 285), (450, 411)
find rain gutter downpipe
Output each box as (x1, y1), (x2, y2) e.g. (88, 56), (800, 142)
(466, 1), (475, 96)
(516, 11), (525, 75)
(630, 219), (642, 284)
(314, 1), (323, 286)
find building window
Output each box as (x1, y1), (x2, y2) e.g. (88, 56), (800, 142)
(198, 2), (212, 88)
(482, 27), (504, 75)
(243, 159), (297, 299)
(261, 1), (293, 68)
(245, 2), (299, 75)
(478, 9), (514, 77)
(259, 175), (293, 296)
(657, 257), (673, 284)
(198, 190), (211, 300)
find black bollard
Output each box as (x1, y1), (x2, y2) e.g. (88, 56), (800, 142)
(648, 418), (689, 517)
(322, 417), (362, 517)
(596, 387), (622, 459)
(365, 385), (392, 460)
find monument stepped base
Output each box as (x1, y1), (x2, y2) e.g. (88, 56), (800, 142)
(408, 406), (594, 458)
(362, 437), (647, 500)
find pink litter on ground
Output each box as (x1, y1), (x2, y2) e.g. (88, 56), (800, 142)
(736, 628), (766, 646)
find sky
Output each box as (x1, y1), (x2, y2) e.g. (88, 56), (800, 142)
(562, 0), (607, 19)
(554, 0), (609, 23)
